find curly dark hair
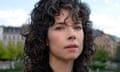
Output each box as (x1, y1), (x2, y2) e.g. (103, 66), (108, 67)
(23, 0), (94, 72)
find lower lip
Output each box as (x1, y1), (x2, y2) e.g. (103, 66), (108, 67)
(65, 48), (77, 52)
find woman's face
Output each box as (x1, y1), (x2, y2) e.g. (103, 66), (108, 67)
(48, 9), (84, 61)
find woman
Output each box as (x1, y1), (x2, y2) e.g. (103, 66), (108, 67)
(23, 0), (94, 72)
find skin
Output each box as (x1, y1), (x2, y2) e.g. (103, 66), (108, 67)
(47, 8), (84, 72)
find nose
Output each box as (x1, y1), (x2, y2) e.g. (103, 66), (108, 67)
(68, 35), (76, 40)
(67, 28), (76, 40)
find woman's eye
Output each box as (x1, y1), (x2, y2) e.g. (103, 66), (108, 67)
(55, 26), (64, 30)
(74, 26), (82, 30)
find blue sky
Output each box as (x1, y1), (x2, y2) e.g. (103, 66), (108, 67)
(0, 0), (120, 37)
(83, 0), (120, 37)
(0, 0), (36, 12)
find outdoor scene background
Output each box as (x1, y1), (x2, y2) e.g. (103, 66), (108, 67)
(0, 0), (120, 72)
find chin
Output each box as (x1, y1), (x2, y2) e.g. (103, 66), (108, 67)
(65, 55), (79, 61)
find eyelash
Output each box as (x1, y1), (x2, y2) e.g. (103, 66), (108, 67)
(74, 26), (82, 30)
(55, 26), (64, 30)
(54, 26), (82, 30)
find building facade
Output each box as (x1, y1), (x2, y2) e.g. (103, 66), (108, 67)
(0, 26), (3, 40)
(0, 26), (23, 44)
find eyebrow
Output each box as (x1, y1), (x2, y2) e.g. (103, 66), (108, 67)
(74, 21), (82, 24)
(55, 21), (82, 24)
(54, 22), (82, 27)
(55, 22), (66, 25)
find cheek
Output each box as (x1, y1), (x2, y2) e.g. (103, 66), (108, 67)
(48, 31), (64, 49)
(78, 31), (84, 41)
(77, 31), (84, 51)
(48, 34), (59, 44)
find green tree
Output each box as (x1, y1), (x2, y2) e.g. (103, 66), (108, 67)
(114, 42), (120, 62)
(89, 46), (109, 70)
(93, 46), (109, 62)
(16, 41), (24, 58)
(114, 42), (120, 72)
(7, 40), (17, 59)
(0, 40), (9, 60)
(0, 40), (4, 58)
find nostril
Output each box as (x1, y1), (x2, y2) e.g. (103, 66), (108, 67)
(68, 36), (76, 40)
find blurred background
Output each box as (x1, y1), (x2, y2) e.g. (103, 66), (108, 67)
(0, 0), (120, 72)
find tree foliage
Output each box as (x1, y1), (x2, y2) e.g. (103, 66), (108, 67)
(16, 41), (24, 58)
(114, 42), (120, 62)
(114, 42), (120, 72)
(0, 40), (24, 60)
(0, 40), (9, 59)
(92, 46), (109, 62)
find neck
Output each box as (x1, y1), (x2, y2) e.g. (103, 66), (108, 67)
(49, 54), (74, 72)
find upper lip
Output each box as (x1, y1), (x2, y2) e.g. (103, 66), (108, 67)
(64, 44), (78, 49)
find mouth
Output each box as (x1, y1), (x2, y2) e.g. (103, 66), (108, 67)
(64, 44), (79, 49)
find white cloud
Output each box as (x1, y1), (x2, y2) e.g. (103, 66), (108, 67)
(0, 9), (29, 27)
(105, 0), (110, 4)
(91, 13), (120, 37)
(104, 0), (120, 8)
(113, 2), (120, 8)
(105, 0), (111, 5)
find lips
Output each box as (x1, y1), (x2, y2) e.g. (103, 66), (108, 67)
(64, 44), (78, 49)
